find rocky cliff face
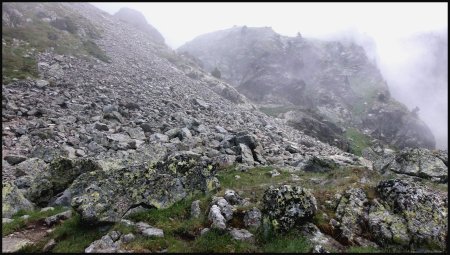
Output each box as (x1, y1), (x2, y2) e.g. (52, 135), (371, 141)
(178, 26), (436, 152)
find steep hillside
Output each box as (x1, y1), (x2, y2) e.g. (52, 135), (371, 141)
(179, 26), (436, 152)
(2, 3), (447, 253)
(113, 7), (165, 45)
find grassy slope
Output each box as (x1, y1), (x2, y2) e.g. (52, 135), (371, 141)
(2, 3), (109, 84)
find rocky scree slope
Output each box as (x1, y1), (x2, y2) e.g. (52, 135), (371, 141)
(178, 26), (436, 152)
(2, 2), (363, 221)
(2, 3), (447, 253)
(113, 7), (165, 45)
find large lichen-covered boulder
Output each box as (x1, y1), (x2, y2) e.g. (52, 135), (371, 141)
(233, 131), (266, 164)
(374, 148), (447, 182)
(262, 185), (317, 232)
(70, 151), (220, 224)
(26, 157), (101, 206)
(373, 179), (448, 250)
(3, 182), (34, 218)
(334, 188), (368, 244)
(13, 157), (48, 178)
(302, 156), (339, 172)
(368, 199), (410, 246)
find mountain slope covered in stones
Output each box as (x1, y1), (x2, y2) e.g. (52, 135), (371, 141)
(178, 26), (436, 153)
(2, 3), (448, 253)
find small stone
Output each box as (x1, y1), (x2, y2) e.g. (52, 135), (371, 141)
(229, 228), (254, 241)
(40, 207), (55, 212)
(95, 123), (109, 131)
(75, 149), (86, 157)
(268, 169), (280, 177)
(20, 215), (30, 220)
(3, 218), (14, 223)
(150, 133), (169, 142)
(215, 125), (227, 133)
(216, 198), (233, 221)
(244, 208), (262, 228)
(120, 233), (135, 243)
(180, 127), (192, 140)
(208, 205), (226, 229)
(4, 155), (27, 165)
(312, 245), (328, 253)
(120, 219), (135, 227)
(42, 239), (56, 252)
(109, 231), (121, 242)
(200, 228), (210, 235)
(235, 175), (241, 179)
(224, 189), (243, 205)
(142, 227), (164, 238)
(291, 174), (301, 181)
(191, 200), (201, 219)
(140, 123), (153, 132)
(44, 210), (72, 226)
(36, 80), (49, 88)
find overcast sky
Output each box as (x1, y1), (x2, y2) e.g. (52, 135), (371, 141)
(91, 2), (446, 48)
(91, 2), (448, 148)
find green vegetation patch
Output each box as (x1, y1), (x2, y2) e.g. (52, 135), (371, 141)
(126, 193), (209, 236)
(83, 40), (111, 63)
(345, 127), (372, 156)
(2, 4), (108, 83)
(261, 233), (311, 253)
(346, 245), (384, 253)
(256, 223), (312, 253)
(2, 42), (39, 83)
(50, 214), (105, 253)
(216, 166), (293, 203)
(17, 212), (104, 253)
(2, 206), (67, 237)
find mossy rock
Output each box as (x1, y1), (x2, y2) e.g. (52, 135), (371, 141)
(70, 152), (220, 224)
(26, 157), (101, 206)
(262, 185), (317, 232)
(2, 182), (34, 218)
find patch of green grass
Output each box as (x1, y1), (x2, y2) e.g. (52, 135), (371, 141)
(216, 166), (293, 203)
(258, 229), (312, 253)
(259, 105), (297, 118)
(127, 193), (210, 236)
(313, 211), (335, 237)
(2, 43), (38, 84)
(2, 4), (109, 83)
(2, 206), (68, 237)
(83, 40), (111, 63)
(110, 222), (136, 235)
(122, 194), (210, 253)
(348, 74), (380, 116)
(345, 128), (372, 156)
(50, 214), (104, 253)
(347, 246), (383, 253)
